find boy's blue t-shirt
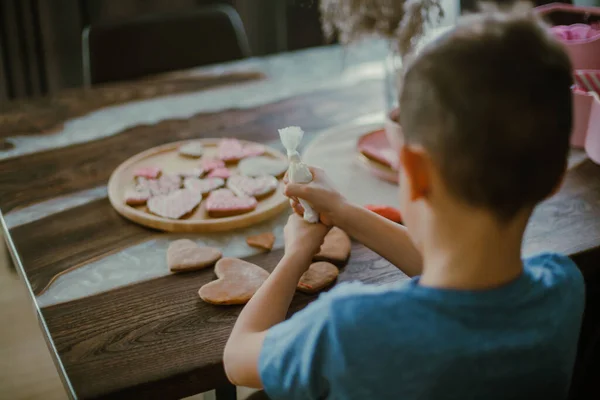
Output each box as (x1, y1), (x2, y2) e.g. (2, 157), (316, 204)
(259, 253), (585, 400)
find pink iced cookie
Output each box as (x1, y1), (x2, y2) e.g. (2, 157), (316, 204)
(200, 158), (226, 172)
(218, 138), (245, 162)
(242, 143), (266, 158)
(133, 166), (161, 179)
(147, 189), (202, 219)
(183, 177), (225, 194)
(205, 189), (257, 218)
(125, 188), (150, 206)
(227, 175), (278, 199)
(137, 174), (181, 196)
(207, 167), (231, 179)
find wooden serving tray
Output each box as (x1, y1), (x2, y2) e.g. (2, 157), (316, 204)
(108, 139), (289, 233)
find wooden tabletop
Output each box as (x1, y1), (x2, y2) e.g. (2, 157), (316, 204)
(1, 42), (600, 400)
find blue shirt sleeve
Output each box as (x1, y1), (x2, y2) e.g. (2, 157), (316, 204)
(259, 293), (333, 400)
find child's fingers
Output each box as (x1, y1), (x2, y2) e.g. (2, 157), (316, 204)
(289, 199), (304, 215)
(285, 183), (309, 198)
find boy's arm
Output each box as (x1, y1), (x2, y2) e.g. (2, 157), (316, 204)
(223, 251), (313, 388)
(336, 202), (423, 277)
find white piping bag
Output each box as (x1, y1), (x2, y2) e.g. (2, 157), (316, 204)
(279, 126), (319, 223)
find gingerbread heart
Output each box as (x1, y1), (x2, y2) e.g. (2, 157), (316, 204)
(200, 158), (225, 171)
(314, 227), (351, 264)
(167, 239), (222, 273)
(198, 257), (269, 305)
(178, 142), (204, 158)
(297, 262), (339, 294)
(238, 156), (288, 177)
(207, 167), (231, 179)
(183, 177), (225, 195)
(218, 138), (245, 162)
(147, 188), (202, 219)
(227, 175), (278, 199)
(246, 232), (276, 251)
(133, 166), (161, 179)
(205, 189), (257, 218)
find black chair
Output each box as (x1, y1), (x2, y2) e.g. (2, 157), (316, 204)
(82, 4), (251, 86)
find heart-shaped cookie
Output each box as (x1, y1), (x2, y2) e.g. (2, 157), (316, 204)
(246, 232), (276, 251)
(227, 175), (278, 199)
(134, 166), (161, 179)
(183, 177), (225, 195)
(207, 167), (231, 179)
(167, 239), (222, 273)
(125, 188), (150, 206)
(137, 174), (182, 196)
(218, 138), (245, 162)
(242, 143), (265, 158)
(198, 257), (269, 305)
(314, 227), (351, 264)
(297, 262), (339, 294)
(206, 189), (257, 218)
(200, 158), (225, 172)
(178, 142), (204, 158)
(238, 156), (288, 177)
(147, 188), (202, 219)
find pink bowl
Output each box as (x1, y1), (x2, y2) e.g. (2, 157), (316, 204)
(584, 93), (600, 164)
(536, 4), (600, 70)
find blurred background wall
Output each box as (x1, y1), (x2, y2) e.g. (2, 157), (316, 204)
(0, 0), (593, 102)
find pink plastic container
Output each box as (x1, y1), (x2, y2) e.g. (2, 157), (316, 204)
(584, 93), (600, 164)
(536, 3), (600, 70)
(572, 89), (596, 148)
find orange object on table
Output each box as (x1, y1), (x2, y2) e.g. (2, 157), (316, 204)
(364, 204), (402, 224)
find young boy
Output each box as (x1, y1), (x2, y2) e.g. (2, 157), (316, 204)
(223, 5), (585, 400)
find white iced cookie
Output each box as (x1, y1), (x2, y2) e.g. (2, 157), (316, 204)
(178, 142), (204, 158)
(238, 156), (288, 178)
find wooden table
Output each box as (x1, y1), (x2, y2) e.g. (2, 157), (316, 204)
(1, 42), (599, 400)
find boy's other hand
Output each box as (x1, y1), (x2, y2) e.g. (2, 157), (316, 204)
(284, 166), (347, 226)
(284, 214), (330, 263)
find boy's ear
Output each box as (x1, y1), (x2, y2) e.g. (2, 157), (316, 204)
(399, 145), (431, 201)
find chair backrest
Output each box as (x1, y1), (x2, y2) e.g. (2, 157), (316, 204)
(82, 4), (250, 86)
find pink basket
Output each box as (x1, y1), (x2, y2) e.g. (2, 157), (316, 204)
(536, 3), (600, 70)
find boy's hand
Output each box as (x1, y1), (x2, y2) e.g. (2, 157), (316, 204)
(284, 214), (330, 263)
(284, 167), (347, 226)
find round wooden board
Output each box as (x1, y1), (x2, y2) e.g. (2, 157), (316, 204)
(108, 139), (289, 233)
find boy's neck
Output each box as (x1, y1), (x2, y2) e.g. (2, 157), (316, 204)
(418, 206), (530, 291)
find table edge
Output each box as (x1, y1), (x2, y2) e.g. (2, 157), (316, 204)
(0, 210), (78, 400)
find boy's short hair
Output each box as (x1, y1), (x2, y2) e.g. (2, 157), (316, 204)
(399, 4), (573, 220)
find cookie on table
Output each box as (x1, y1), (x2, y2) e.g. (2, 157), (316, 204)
(147, 188), (202, 219)
(167, 239), (222, 273)
(246, 232), (276, 251)
(364, 204), (402, 224)
(227, 175), (278, 199)
(198, 257), (270, 305)
(297, 262), (339, 294)
(314, 227), (351, 264)
(242, 143), (266, 158)
(205, 189), (258, 218)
